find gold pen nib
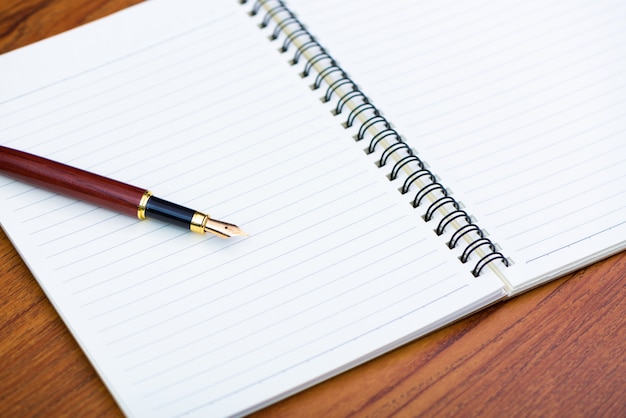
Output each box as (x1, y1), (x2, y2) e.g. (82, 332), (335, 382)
(204, 217), (248, 238)
(190, 212), (247, 238)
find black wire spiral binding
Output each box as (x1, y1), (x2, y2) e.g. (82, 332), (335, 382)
(242, 0), (508, 277)
(334, 89), (367, 116)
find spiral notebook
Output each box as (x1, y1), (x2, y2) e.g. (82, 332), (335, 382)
(0, 0), (624, 416)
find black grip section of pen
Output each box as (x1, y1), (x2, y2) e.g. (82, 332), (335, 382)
(145, 196), (195, 230)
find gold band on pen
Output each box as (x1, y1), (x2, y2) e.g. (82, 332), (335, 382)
(190, 212), (210, 234)
(137, 190), (153, 220)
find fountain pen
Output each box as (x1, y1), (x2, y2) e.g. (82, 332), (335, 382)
(0, 146), (246, 238)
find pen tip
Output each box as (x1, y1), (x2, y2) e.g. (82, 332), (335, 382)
(204, 218), (248, 238)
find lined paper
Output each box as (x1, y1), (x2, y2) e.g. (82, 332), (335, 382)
(287, 0), (626, 291)
(0, 1), (505, 416)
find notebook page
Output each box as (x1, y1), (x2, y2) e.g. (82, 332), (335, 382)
(0, 1), (505, 416)
(286, 0), (626, 292)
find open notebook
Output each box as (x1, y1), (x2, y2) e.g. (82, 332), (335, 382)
(0, 0), (624, 416)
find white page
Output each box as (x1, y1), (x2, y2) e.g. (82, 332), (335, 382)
(0, 1), (505, 416)
(285, 0), (626, 292)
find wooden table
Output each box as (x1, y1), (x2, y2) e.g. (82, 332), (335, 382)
(1, 1), (624, 416)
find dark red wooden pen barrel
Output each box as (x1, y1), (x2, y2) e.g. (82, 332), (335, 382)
(0, 145), (245, 238)
(0, 145), (145, 217)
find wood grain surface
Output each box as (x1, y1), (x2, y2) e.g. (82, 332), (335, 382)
(1, 1), (625, 416)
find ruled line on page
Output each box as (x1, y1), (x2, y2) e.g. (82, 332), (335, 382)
(36, 212), (119, 246)
(44, 141), (344, 268)
(99, 207), (398, 342)
(178, 278), (464, 416)
(144, 254), (449, 400)
(109, 226), (430, 351)
(468, 129), (626, 199)
(10, 85), (320, 238)
(98, 91), (310, 180)
(77, 176), (380, 306)
(489, 167), (626, 223)
(54, 62), (285, 166)
(526, 220), (626, 263)
(72, 161), (368, 298)
(75, 173), (379, 299)
(86, 187), (391, 323)
(43, 121), (336, 264)
(22, 202), (97, 225)
(4, 47), (302, 219)
(152, 272), (464, 411)
(1, 26), (280, 161)
(132, 251), (445, 384)
(421, 66), (626, 159)
(298, 0), (531, 79)
(119, 216), (413, 364)
(297, 0), (599, 96)
(0, 10), (238, 114)
(44, 75), (300, 171)
(514, 202), (626, 252)
(475, 144), (626, 222)
(389, 2), (620, 115)
(5, 51), (273, 156)
(511, 193), (626, 244)
(433, 57), (626, 163)
(1, 45), (268, 142)
(17, 95), (313, 231)
(43, 143), (358, 287)
(89, 172), (376, 339)
(143, 262), (453, 397)
(450, 113), (626, 183)
(106, 217), (438, 390)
